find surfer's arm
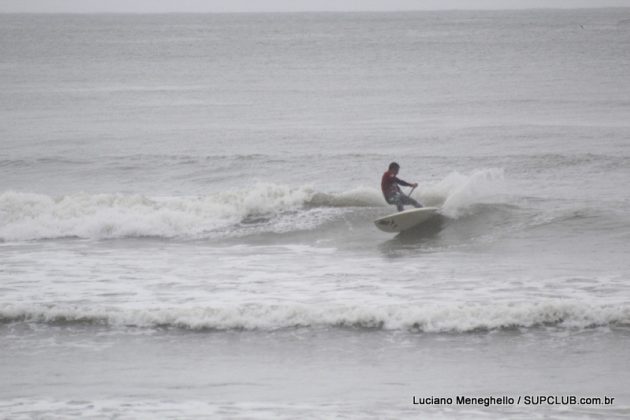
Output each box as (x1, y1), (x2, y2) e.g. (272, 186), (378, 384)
(394, 177), (417, 188)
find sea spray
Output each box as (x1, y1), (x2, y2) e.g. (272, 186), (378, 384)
(421, 168), (507, 218)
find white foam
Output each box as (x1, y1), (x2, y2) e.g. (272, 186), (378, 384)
(308, 187), (386, 208)
(0, 184), (315, 241)
(2, 301), (627, 332)
(0, 170), (513, 241)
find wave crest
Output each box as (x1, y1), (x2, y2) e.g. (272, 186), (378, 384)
(2, 301), (628, 333)
(0, 169), (512, 241)
(0, 184), (315, 241)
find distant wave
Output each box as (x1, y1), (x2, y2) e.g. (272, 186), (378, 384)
(0, 169), (508, 241)
(2, 153), (627, 170)
(0, 152), (384, 169)
(1, 301), (628, 333)
(0, 157), (88, 168)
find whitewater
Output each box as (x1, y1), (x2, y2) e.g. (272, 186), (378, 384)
(0, 168), (505, 241)
(2, 9), (630, 419)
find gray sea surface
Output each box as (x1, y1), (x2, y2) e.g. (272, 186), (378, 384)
(1, 9), (630, 419)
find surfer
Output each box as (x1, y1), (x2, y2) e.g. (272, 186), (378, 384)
(381, 162), (422, 212)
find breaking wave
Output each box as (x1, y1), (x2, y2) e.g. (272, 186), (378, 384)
(1, 301), (628, 333)
(0, 184), (318, 241)
(0, 169), (508, 241)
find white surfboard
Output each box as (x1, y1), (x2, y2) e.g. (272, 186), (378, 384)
(374, 207), (439, 233)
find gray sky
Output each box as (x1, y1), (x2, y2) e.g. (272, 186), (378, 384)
(1, 0), (629, 13)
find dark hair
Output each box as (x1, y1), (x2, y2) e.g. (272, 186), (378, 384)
(388, 162), (400, 171)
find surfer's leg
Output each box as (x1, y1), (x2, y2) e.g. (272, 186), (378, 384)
(410, 198), (423, 208)
(387, 194), (405, 212)
(395, 195), (405, 211)
(401, 195), (423, 208)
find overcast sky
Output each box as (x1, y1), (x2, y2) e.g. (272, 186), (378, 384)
(1, 0), (629, 13)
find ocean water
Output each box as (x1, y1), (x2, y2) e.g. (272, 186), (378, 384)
(1, 9), (630, 419)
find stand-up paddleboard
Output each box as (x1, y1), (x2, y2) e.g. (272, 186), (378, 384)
(374, 207), (439, 233)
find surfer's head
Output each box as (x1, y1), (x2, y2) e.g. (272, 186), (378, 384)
(388, 162), (400, 173)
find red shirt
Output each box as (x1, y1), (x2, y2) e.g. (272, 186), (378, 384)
(381, 170), (411, 199)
